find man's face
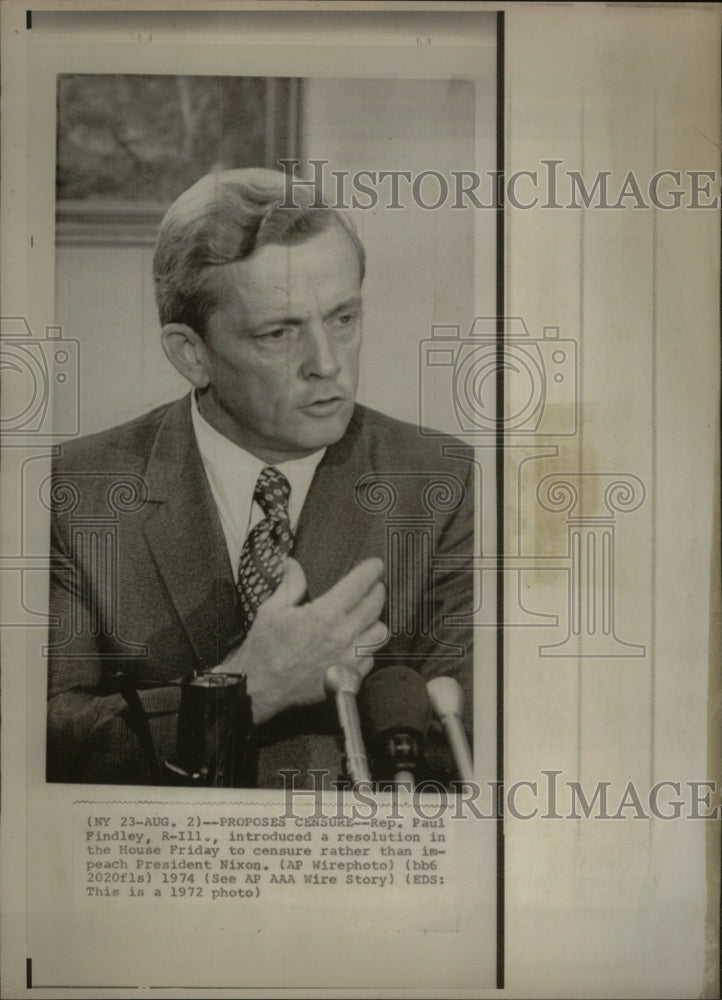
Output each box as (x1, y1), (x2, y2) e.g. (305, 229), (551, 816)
(198, 223), (363, 463)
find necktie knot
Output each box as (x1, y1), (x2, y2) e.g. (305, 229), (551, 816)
(254, 466), (291, 521)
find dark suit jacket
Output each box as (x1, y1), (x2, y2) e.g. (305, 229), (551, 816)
(47, 395), (474, 787)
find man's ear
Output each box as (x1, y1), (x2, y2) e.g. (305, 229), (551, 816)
(161, 323), (210, 388)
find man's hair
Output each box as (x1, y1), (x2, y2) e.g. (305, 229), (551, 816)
(152, 168), (366, 337)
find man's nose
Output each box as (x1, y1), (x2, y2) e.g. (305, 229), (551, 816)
(301, 320), (341, 379)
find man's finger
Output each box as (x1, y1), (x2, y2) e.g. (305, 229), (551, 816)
(354, 620), (389, 654)
(337, 620), (388, 675)
(351, 655), (377, 680)
(318, 557), (384, 616)
(264, 557), (308, 609)
(345, 580), (386, 636)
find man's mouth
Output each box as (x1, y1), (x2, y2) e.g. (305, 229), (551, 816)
(302, 396), (345, 416)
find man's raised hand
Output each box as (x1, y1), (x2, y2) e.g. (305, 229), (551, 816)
(216, 556), (386, 725)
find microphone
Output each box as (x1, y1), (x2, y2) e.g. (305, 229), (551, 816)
(358, 666), (431, 787)
(324, 665), (371, 785)
(426, 676), (473, 783)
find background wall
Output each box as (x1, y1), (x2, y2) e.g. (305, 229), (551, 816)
(303, 76), (487, 425)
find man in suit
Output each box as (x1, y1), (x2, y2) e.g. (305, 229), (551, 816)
(46, 168), (474, 788)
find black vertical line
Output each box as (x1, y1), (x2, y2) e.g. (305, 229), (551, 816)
(576, 92), (585, 806)
(495, 9), (505, 993)
(26, 957), (33, 989)
(718, 42), (722, 1000)
(26, 9), (32, 29)
(649, 90), (658, 805)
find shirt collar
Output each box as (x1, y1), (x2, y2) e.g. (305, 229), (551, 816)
(190, 390), (326, 532)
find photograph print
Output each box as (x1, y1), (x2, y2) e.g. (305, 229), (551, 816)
(45, 63), (498, 792)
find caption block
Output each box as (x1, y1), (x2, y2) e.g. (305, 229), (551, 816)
(74, 802), (451, 903)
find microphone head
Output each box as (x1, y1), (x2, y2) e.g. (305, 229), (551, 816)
(324, 664), (363, 699)
(358, 665), (431, 744)
(427, 676), (464, 720)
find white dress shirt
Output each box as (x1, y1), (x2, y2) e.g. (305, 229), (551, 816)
(190, 393), (326, 574)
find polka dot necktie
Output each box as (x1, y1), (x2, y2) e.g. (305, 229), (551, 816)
(237, 466), (293, 637)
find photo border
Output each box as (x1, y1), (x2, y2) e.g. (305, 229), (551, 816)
(4, 5), (503, 994)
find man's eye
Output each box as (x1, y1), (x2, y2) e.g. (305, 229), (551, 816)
(259, 328), (288, 341)
(332, 313), (356, 328)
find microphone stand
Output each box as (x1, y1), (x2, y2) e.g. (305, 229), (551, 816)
(325, 665), (372, 786)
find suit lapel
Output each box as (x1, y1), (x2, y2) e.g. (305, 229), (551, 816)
(140, 399), (373, 661)
(142, 396), (240, 668)
(294, 407), (374, 600)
